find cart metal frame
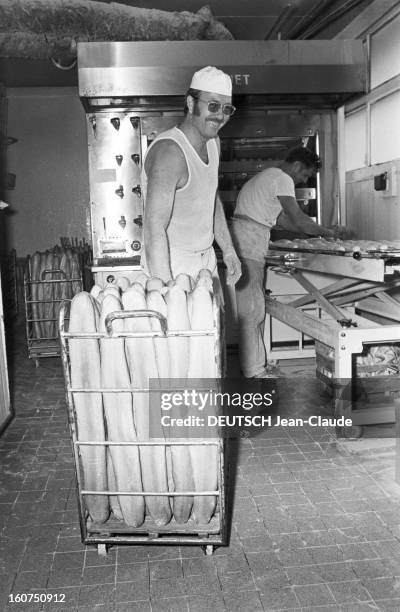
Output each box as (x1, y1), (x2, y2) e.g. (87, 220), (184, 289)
(59, 298), (226, 556)
(24, 262), (82, 366)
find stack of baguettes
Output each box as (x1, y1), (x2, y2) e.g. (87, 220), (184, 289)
(272, 237), (400, 254)
(30, 248), (81, 340)
(67, 269), (219, 528)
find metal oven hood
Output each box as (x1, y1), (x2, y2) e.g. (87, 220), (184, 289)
(78, 40), (366, 108)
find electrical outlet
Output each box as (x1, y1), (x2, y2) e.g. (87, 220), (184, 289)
(374, 172), (387, 191)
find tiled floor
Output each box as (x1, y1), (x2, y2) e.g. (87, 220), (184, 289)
(2, 318), (400, 611)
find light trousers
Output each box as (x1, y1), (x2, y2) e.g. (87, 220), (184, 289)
(235, 257), (267, 378)
(230, 217), (270, 378)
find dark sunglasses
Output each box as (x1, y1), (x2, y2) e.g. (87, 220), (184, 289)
(197, 97), (236, 117)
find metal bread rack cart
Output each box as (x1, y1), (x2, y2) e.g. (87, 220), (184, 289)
(59, 298), (226, 556)
(24, 257), (82, 366)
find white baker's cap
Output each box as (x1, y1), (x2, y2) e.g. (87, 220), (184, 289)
(190, 66), (232, 97)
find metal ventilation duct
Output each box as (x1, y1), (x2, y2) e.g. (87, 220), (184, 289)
(77, 40), (366, 108)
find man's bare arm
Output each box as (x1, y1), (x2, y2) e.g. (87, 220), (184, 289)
(143, 140), (186, 282)
(214, 193), (236, 253)
(213, 138), (241, 284)
(214, 193), (242, 284)
(278, 196), (334, 238)
(213, 138), (235, 252)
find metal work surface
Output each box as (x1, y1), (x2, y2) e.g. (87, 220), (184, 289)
(267, 238), (400, 282)
(270, 237), (400, 255)
(265, 241), (400, 434)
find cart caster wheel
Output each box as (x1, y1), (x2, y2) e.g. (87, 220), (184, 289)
(97, 544), (108, 557)
(204, 545), (214, 556)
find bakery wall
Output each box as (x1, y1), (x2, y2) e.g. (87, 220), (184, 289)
(5, 87), (90, 257)
(341, 9), (400, 239)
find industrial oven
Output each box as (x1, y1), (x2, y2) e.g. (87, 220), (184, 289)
(77, 39), (366, 342)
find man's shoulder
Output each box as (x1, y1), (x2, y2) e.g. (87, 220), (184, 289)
(149, 138), (182, 155)
(249, 166), (280, 182)
(248, 166), (281, 187)
(146, 133), (186, 170)
(273, 167), (294, 186)
(150, 128), (181, 152)
(261, 166), (293, 185)
(260, 166), (283, 177)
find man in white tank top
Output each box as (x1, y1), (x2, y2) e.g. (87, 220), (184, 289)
(142, 66), (241, 287)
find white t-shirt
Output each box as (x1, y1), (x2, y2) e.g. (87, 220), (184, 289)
(235, 167), (295, 229)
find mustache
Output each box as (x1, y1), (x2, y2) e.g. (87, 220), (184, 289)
(206, 118), (224, 125)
